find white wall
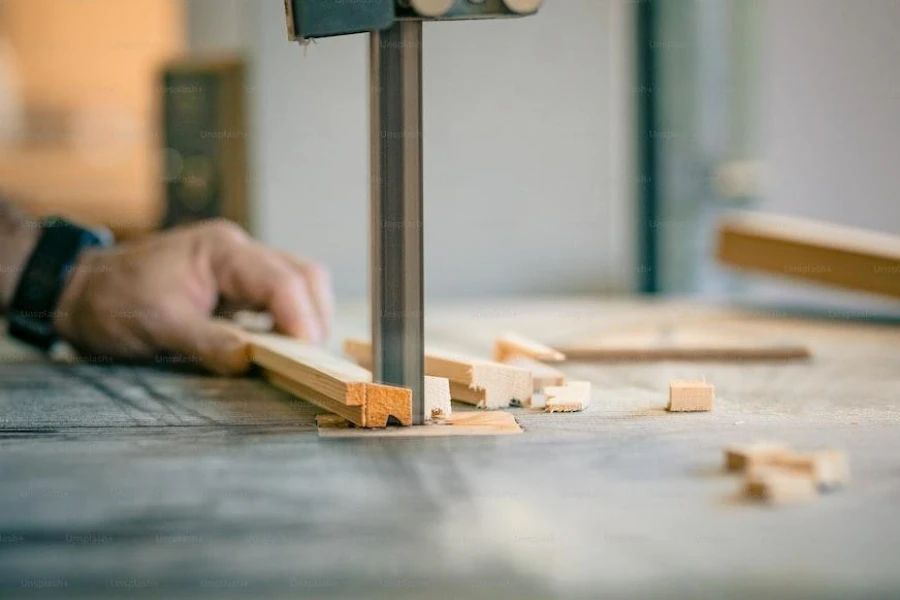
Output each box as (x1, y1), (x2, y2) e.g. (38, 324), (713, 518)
(761, 0), (900, 234)
(247, 0), (634, 299)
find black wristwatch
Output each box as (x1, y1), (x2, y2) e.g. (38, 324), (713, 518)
(7, 217), (111, 351)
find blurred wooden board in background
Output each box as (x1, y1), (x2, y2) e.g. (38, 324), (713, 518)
(717, 212), (900, 300)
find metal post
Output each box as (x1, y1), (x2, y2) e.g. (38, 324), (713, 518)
(370, 22), (425, 425)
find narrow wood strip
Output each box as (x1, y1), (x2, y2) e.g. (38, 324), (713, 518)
(252, 334), (369, 406)
(717, 212), (900, 299)
(555, 345), (811, 362)
(494, 332), (566, 363)
(264, 370), (365, 426)
(252, 334), (412, 427)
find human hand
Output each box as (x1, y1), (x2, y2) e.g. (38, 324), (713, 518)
(54, 220), (333, 375)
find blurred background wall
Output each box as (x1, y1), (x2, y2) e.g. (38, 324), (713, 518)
(1, 0), (898, 305)
(0, 0), (183, 234)
(246, 0), (635, 299)
(760, 0), (900, 234)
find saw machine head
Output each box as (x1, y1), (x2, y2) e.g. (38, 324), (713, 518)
(285, 0), (544, 40)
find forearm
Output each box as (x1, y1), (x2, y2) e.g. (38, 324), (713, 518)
(0, 200), (40, 314)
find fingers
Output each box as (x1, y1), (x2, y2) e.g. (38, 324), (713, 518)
(202, 221), (328, 343)
(278, 252), (335, 337)
(160, 317), (252, 376)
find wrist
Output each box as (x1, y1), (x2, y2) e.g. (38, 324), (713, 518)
(0, 210), (40, 314)
(53, 248), (98, 343)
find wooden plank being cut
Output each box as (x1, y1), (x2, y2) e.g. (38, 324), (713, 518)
(494, 332), (566, 363)
(344, 338), (532, 409)
(251, 334), (411, 428)
(316, 411), (523, 438)
(717, 211), (900, 299)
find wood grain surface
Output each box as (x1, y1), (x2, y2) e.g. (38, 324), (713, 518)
(2, 298), (900, 599)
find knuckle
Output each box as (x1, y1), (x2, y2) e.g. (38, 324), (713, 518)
(202, 219), (248, 245)
(275, 270), (309, 300)
(303, 261), (330, 284)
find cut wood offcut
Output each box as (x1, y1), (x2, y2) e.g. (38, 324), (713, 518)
(726, 443), (850, 490)
(344, 338), (532, 409)
(544, 381), (592, 413)
(725, 442), (791, 472)
(667, 381), (714, 412)
(503, 357), (566, 393)
(250, 334), (412, 428)
(744, 467), (818, 506)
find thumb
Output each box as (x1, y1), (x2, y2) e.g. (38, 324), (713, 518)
(162, 318), (252, 376)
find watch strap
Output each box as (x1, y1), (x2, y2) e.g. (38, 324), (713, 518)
(8, 217), (106, 351)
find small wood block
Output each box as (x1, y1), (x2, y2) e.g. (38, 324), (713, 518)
(771, 450), (850, 489)
(544, 381), (592, 413)
(667, 380), (714, 412)
(494, 332), (566, 363)
(344, 338), (532, 410)
(724, 442), (791, 472)
(744, 467), (817, 505)
(424, 375), (452, 422)
(316, 411), (523, 438)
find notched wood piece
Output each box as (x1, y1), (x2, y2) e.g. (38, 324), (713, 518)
(494, 332), (566, 363)
(252, 334), (411, 428)
(344, 338), (532, 410)
(544, 381), (592, 413)
(771, 450), (850, 489)
(724, 442), (791, 472)
(667, 380), (714, 412)
(316, 410), (523, 438)
(744, 467), (817, 506)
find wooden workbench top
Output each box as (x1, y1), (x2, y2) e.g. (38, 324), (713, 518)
(1, 298), (899, 599)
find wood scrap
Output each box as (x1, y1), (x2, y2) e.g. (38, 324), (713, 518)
(770, 450), (850, 489)
(725, 442), (791, 472)
(555, 339), (810, 362)
(424, 375), (452, 422)
(667, 381), (714, 412)
(717, 211), (900, 300)
(503, 356), (566, 392)
(250, 334), (412, 428)
(744, 467), (818, 506)
(316, 410), (523, 438)
(494, 332), (565, 363)
(544, 381), (592, 413)
(343, 338), (532, 409)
